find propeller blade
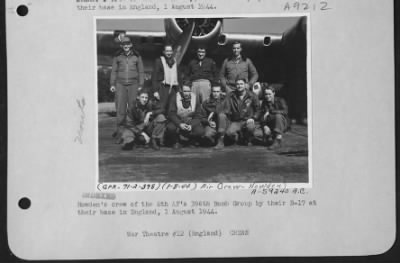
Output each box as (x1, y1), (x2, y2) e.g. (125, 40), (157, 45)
(174, 19), (195, 65)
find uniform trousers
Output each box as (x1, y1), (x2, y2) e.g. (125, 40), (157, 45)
(203, 113), (229, 140)
(158, 83), (178, 112)
(226, 120), (262, 142)
(166, 118), (205, 144)
(262, 113), (288, 136)
(191, 79), (211, 103)
(121, 114), (166, 144)
(115, 80), (139, 132)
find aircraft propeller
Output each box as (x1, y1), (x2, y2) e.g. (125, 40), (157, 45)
(173, 19), (196, 66)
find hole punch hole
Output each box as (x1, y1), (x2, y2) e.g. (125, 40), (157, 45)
(18, 197), (31, 209)
(16, 5), (29, 16)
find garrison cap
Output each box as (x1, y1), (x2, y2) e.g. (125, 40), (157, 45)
(120, 36), (132, 44)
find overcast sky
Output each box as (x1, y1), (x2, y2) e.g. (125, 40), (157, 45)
(96, 17), (301, 34)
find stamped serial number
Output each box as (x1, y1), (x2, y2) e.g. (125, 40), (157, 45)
(284, 1), (332, 11)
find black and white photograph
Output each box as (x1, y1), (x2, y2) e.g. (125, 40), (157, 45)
(97, 16), (310, 183)
(5, 0), (397, 260)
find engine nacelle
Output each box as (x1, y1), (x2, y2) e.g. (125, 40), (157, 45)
(164, 18), (223, 46)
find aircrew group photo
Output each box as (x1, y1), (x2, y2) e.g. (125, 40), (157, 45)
(110, 37), (289, 151)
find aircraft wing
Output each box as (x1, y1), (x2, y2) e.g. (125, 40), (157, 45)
(217, 33), (282, 49)
(96, 17), (296, 66)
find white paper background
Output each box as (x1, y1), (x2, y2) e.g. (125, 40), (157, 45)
(7, 0), (395, 259)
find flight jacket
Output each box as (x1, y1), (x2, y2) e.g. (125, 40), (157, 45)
(225, 89), (261, 122)
(125, 99), (165, 133)
(110, 52), (144, 86)
(219, 56), (259, 90)
(200, 95), (228, 125)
